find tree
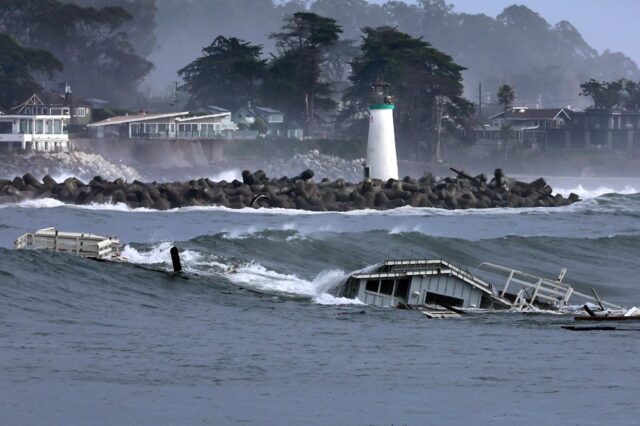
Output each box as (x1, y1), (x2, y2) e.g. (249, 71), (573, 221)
(66, 0), (157, 57)
(178, 36), (267, 110)
(580, 79), (624, 110)
(343, 26), (473, 160)
(264, 12), (342, 133)
(0, 33), (62, 109)
(497, 84), (515, 162)
(579, 78), (640, 111)
(249, 116), (269, 135)
(150, 1), (640, 109)
(622, 80), (640, 111)
(0, 0), (153, 106)
(323, 39), (358, 84)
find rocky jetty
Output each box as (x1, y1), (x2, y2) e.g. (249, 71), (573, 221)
(0, 169), (580, 211)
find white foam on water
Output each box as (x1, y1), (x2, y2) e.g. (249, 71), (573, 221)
(553, 185), (638, 199)
(285, 233), (308, 242)
(389, 224), (422, 234)
(1, 198), (66, 209)
(122, 242), (210, 271)
(122, 242), (359, 305)
(220, 226), (262, 240)
(0, 198), (154, 212)
(50, 170), (77, 183)
(0, 198), (585, 222)
(227, 263), (361, 305)
(3, 189), (633, 216)
(209, 169), (242, 182)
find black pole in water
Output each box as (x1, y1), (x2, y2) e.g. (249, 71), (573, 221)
(170, 246), (182, 273)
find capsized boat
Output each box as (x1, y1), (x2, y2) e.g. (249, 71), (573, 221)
(14, 227), (125, 261)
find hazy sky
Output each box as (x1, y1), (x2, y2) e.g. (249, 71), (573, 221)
(370, 0), (640, 65)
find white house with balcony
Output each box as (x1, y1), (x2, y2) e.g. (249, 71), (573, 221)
(87, 111), (238, 140)
(0, 99), (70, 152)
(86, 110), (240, 164)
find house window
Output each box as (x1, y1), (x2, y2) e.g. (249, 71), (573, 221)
(394, 278), (410, 298)
(35, 120), (44, 134)
(53, 120), (61, 134)
(25, 107), (31, 115)
(157, 123), (168, 133)
(19, 119), (31, 134)
(144, 123), (158, 133)
(50, 108), (62, 115)
(131, 123), (143, 136)
(425, 292), (464, 308)
(178, 123), (198, 134)
(170, 124), (175, 133)
(76, 107), (86, 117)
(380, 279), (394, 295)
(0, 122), (12, 134)
(365, 280), (379, 293)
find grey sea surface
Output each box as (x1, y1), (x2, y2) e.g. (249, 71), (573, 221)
(1, 179), (639, 425)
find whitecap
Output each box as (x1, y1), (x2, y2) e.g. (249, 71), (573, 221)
(123, 242), (358, 305)
(553, 184), (638, 199)
(208, 169), (242, 182)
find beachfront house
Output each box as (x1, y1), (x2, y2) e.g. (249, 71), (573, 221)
(12, 85), (93, 131)
(87, 110), (238, 140)
(0, 94), (71, 152)
(86, 110), (240, 163)
(232, 103), (303, 139)
(475, 106), (640, 152)
(475, 107), (572, 149)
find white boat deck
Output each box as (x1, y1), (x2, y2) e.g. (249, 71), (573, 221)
(14, 227), (124, 261)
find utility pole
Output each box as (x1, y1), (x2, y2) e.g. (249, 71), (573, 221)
(435, 96), (443, 164)
(169, 81), (179, 112)
(478, 82), (482, 120)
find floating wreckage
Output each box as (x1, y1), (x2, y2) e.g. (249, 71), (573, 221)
(13, 228), (226, 280)
(575, 305), (640, 322)
(338, 259), (625, 318)
(14, 227), (635, 319)
(15, 227), (125, 261)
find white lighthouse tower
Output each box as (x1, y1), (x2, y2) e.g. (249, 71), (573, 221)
(366, 81), (398, 180)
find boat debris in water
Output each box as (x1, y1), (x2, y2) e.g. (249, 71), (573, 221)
(575, 305), (640, 322)
(338, 259), (622, 317)
(12, 228), (631, 319)
(14, 227), (125, 261)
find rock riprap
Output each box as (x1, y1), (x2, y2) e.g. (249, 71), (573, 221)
(0, 151), (142, 182)
(261, 150), (364, 182)
(0, 170), (580, 211)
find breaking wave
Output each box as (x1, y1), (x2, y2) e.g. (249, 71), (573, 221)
(122, 242), (360, 305)
(553, 184), (638, 199)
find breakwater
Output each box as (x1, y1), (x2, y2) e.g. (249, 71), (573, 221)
(0, 169), (579, 211)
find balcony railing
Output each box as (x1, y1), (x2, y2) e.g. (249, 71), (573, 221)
(130, 130), (225, 140)
(176, 130), (222, 139)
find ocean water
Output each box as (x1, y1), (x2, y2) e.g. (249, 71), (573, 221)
(1, 178), (640, 425)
